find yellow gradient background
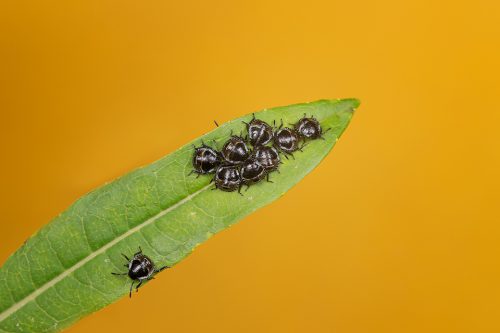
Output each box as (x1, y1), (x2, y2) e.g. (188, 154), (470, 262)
(1, 1), (499, 332)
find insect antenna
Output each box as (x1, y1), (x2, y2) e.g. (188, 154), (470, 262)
(320, 127), (332, 139)
(156, 265), (170, 273)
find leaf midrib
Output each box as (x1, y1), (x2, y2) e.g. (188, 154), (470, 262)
(0, 182), (213, 323)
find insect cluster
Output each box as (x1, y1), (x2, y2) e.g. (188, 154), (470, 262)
(191, 114), (328, 193)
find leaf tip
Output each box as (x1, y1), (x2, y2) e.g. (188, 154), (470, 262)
(344, 98), (361, 111)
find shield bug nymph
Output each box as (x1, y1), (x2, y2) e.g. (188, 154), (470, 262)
(111, 247), (169, 298)
(191, 142), (222, 176)
(244, 114), (273, 147)
(253, 146), (281, 172)
(273, 126), (301, 158)
(240, 157), (267, 189)
(213, 165), (242, 192)
(221, 135), (250, 165)
(294, 114), (329, 140)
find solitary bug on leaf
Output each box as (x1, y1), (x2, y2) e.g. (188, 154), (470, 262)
(111, 247), (169, 298)
(244, 114), (273, 147)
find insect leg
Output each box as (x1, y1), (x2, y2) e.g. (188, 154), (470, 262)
(136, 280), (143, 293)
(266, 174), (274, 183)
(129, 281), (135, 298)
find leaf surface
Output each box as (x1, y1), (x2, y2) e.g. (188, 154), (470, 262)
(0, 99), (359, 333)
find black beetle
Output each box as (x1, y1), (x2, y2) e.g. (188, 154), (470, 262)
(273, 126), (301, 157)
(240, 158), (267, 188)
(253, 146), (281, 172)
(213, 165), (242, 192)
(294, 114), (328, 140)
(111, 247), (169, 298)
(191, 142), (221, 176)
(244, 114), (273, 147)
(221, 135), (250, 165)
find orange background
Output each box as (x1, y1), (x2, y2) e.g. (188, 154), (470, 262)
(1, 1), (499, 332)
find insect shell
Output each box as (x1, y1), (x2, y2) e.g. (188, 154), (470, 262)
(111, 247), (168, 298)
(240, 157), (267, 187)
(221, 135), (250, 165)
(213, 165), (242, 192)
(253, 146), (281, 172)
(273, 127), (301, 156)
(245, 114), (273, 147)
(191, 142), (222, 176)
(294, 115), (324, 140)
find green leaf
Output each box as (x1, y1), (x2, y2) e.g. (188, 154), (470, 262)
(0, 98), (359, 333)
